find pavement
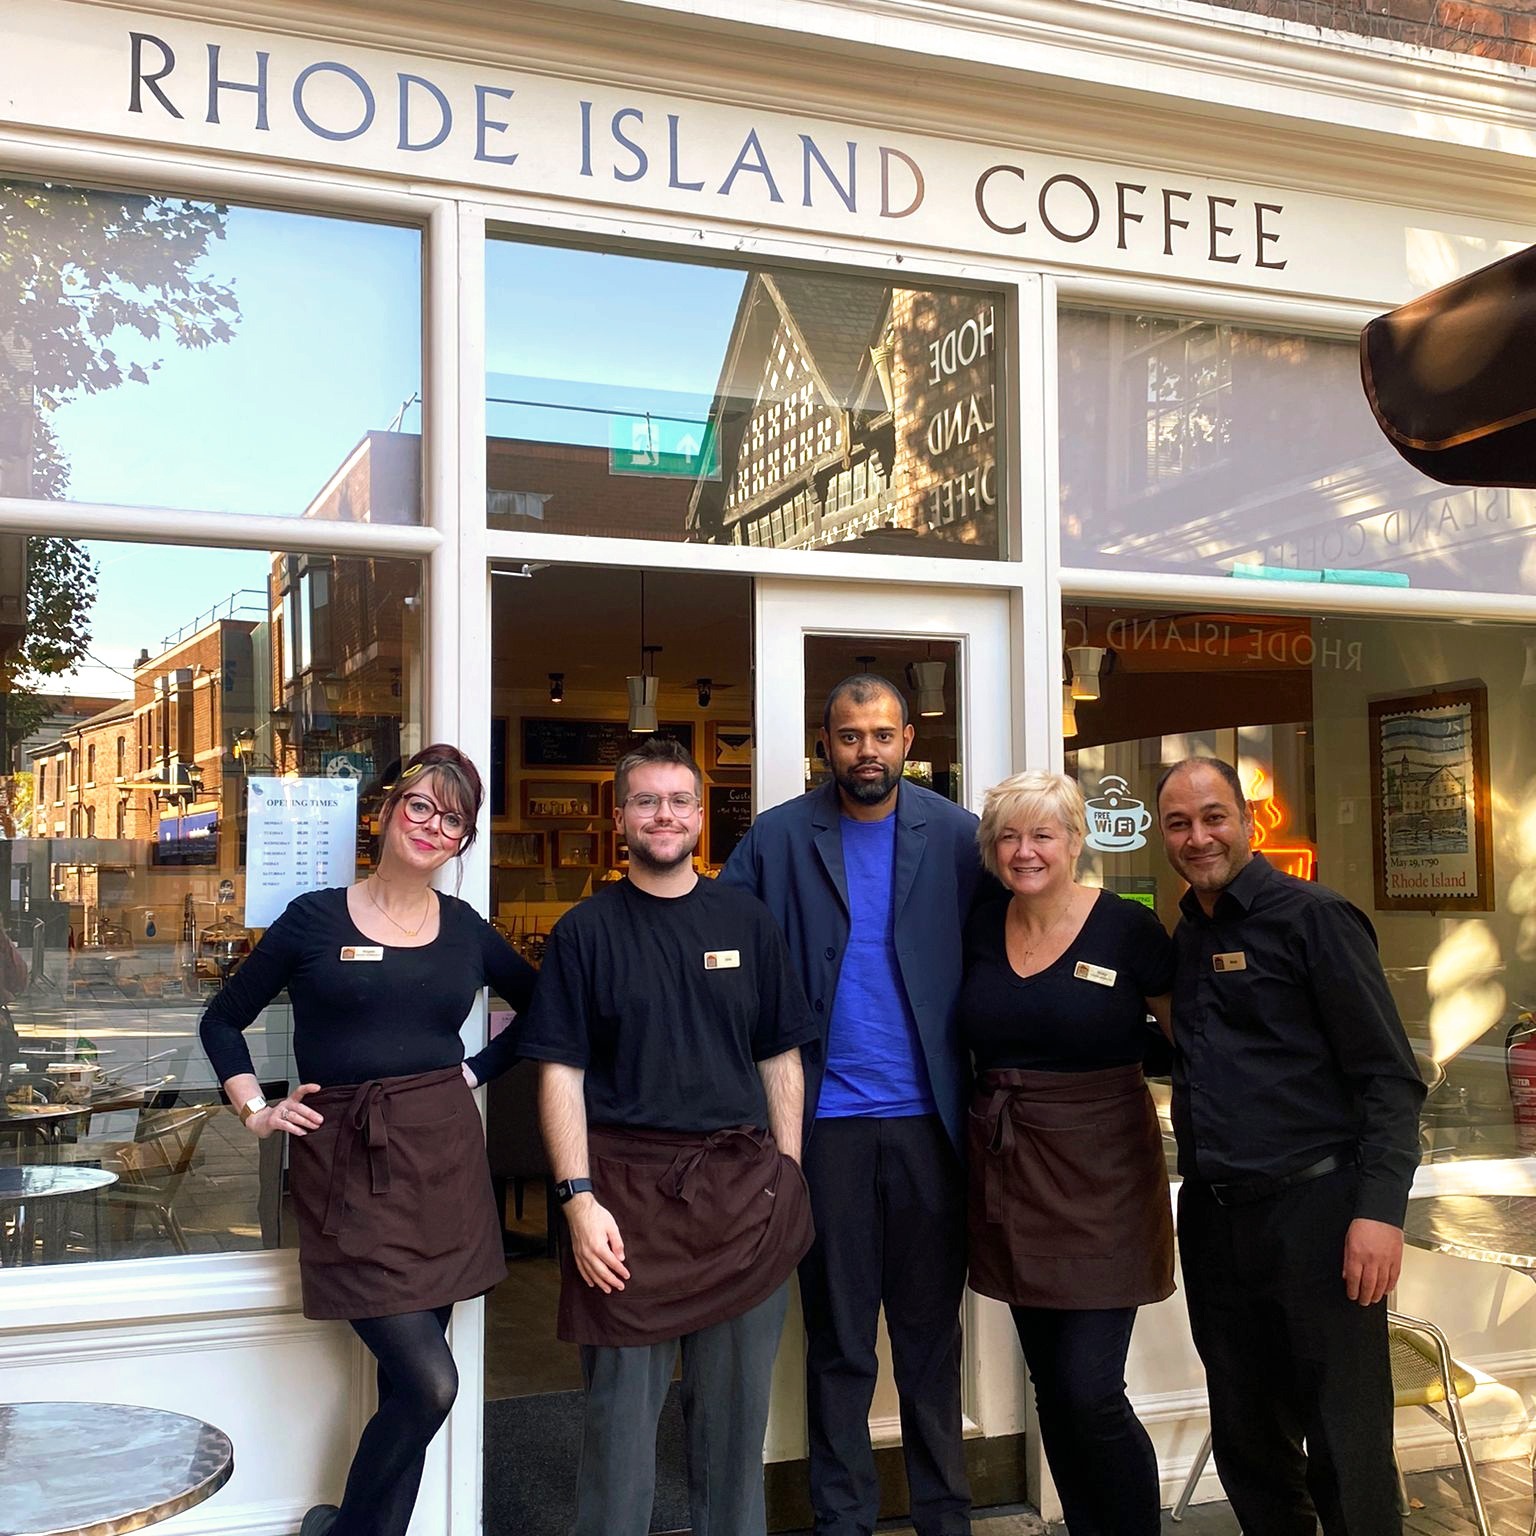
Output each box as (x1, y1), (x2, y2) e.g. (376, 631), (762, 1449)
(868, 1455), (1533, 1534)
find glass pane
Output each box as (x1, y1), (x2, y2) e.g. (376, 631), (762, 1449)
(486, 240), (1006, 558)
(0, 537), (423, 1267)
(803, 636), (963, 801)
(1059, 306), (1536, 596)
(0, 180), (422, 521)
(1062, 601), (1536, 1171)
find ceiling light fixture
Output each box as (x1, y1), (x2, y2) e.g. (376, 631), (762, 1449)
(548, 672), (564, 704)
(907, 660), (947, 718)
(1066, 645), (1110, 701)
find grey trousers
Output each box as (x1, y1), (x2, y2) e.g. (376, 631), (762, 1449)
(573, 1282), (791, 1536)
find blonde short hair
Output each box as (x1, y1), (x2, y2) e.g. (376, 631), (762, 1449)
(976, 771), (1088, 881)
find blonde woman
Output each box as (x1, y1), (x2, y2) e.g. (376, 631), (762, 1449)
(960, 770), (1173, 1535)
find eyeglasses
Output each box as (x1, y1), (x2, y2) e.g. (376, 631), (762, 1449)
(623, 792), (701, 815)
(399, 793), (469, 840)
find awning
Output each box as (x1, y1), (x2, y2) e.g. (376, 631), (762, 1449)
(1361, 243), (1536, 487)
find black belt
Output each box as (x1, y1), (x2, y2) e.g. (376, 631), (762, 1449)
(1201, 1151), (1354, 1207)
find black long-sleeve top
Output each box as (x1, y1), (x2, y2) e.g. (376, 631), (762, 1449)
(1170, 854), (1426, 1226)
(198, 887), (537, 1088)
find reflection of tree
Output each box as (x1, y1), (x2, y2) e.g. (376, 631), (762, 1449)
(0, 180), (241, 498)
(0, 182), (242, 860)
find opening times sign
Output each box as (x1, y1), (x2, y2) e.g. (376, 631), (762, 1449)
(245, 777), (359, 927)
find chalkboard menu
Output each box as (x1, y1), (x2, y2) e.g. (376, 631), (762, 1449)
(708, 783), (753, 865)
(521, 717), (695, 769)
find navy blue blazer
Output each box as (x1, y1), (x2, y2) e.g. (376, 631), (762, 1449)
(718, 778), (988, 1156)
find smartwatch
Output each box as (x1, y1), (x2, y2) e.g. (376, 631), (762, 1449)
(238, 1095), (268, 1125)
(554, 1177), (594, 1204)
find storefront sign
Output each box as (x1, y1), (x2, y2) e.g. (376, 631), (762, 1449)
(245, 776), (358, 927)
(5, 0), (1524, 300)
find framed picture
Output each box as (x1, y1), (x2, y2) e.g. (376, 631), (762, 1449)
(489, 717), (508, 819)
(555, 830), (600, 868)
(1368, 683), (1493, 912)
(706, 721), (754, 772)
(522, 779), (599, 820)
(492, 830), (546, 869)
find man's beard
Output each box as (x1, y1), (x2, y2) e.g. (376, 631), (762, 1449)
(834, 760), (902, 805)
(628, 834), (698, 874)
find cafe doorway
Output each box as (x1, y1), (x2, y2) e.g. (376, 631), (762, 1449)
(481, 562), (754, 1533)
(480, 565), (1027, 1531)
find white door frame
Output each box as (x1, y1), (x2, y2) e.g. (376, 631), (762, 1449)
(752, 577), (1031, 1473)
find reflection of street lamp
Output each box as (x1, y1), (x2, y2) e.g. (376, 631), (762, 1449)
(231, 728), (278, 772)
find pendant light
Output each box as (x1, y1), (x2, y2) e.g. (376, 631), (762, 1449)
(626, 573), (661, 733)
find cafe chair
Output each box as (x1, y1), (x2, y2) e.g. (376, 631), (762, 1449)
(1170, 1310), (1490, 1535)
(100, 1105), (212, 1255)
(485, 1061), (556, 1258)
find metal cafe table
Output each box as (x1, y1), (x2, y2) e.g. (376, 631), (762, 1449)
(0, 1401), (233, 1535)
(1403, 1194), (1536, 1536)
(0, 1166), (116, 1267)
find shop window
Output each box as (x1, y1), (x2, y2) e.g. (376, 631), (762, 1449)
(1059, 306), (1536, 596)
(0, 179), (422, 522)
(2, 537), (423, 1269)
(486, 238), (1007, 558)
(1061, 601), (1536, 1169)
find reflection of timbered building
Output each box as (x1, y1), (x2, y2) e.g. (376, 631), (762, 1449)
(688, 274), (1000, 555)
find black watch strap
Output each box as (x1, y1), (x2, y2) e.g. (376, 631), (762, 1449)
(555, 1177), (594, 1205)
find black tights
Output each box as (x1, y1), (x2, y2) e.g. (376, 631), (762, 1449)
(333, 1305), (457, 1536)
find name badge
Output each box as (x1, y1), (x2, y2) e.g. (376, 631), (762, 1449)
(1212, 951), (1247, 973)
(340, 945), (385, 962)
(704, 950), (741, 970)
(1073, 961), (1117, 987)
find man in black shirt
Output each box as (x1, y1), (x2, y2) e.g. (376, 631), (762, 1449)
(517, 737), (818, 1536)
(1156, 757), (1425, 1535)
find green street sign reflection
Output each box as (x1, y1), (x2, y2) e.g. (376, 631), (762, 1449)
(609, 414), (719, 479)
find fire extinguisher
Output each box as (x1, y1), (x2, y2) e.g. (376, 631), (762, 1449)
(1506, 1008), (1536, 1154)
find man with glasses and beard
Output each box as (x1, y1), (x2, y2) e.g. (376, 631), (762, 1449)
(517, 736), (818, 1536)
(720, 676), (988, 1536)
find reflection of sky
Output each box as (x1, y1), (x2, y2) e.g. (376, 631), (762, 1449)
(46, 228), (745, 702)
(52, 205), (423, 517)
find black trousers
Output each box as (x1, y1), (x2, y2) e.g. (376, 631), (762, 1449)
(799, 1115), (971, 1536)
(1178, 1168), (1400, 1536)
(1010, 1306), (1159, 1536)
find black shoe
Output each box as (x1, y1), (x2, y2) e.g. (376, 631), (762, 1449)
(299, 1506), (339, 1536)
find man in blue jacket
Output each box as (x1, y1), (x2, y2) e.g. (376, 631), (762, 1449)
(720, 674), (985, 1536)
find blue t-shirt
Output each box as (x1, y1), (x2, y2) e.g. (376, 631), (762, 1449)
(817, 814), (938, 1119)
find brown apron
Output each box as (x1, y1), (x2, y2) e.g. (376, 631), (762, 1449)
(559, 1124), (814, 1347)
(288, 1066), (507, 1321)
(967, 1064), (1174, 1311)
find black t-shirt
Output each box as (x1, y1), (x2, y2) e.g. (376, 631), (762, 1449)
(958, 890), (1175, 1074)
(514, 877), (819, 1133)
(198, 887), (537, 1087)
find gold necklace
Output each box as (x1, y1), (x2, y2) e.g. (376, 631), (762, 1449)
(365, 878), (433, 938)
(1009, 889), (1077, 974)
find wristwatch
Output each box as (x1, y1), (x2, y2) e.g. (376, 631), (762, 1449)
(554, 1177), (594, 1204)
(238, 1095), (268, 1125)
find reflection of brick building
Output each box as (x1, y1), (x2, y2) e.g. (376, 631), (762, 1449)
(30, 699), (140, 841)
(269, 547), (417, 799)
(687, 274), (999, 554)
(133, 618), (258, 866)
(487, 437), (690, 540)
